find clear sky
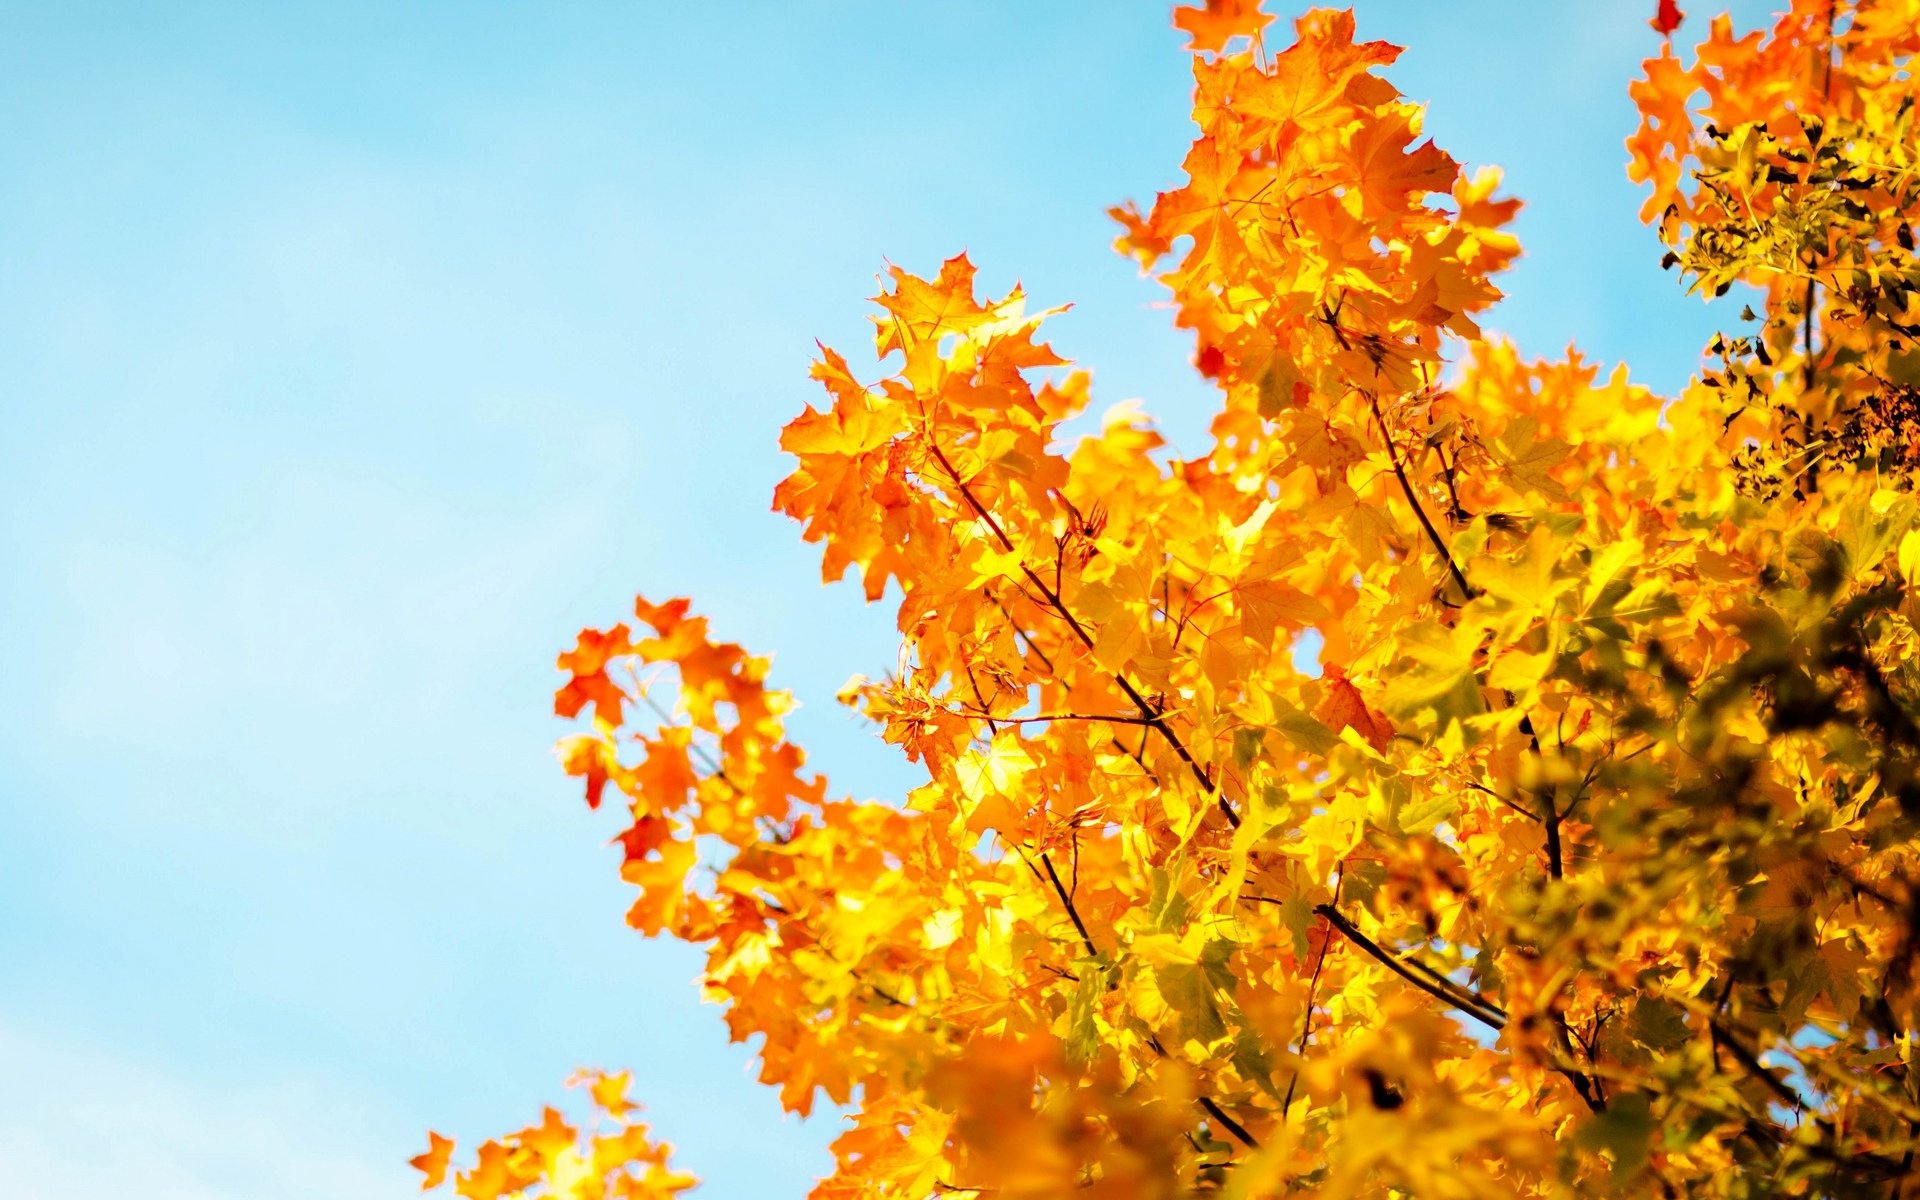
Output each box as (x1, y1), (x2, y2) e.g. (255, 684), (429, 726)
(0, 2), (1775, 1197)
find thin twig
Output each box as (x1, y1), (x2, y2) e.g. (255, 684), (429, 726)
(1463, 780), (1540, 823)
(955, 708), (1161, 727)
(929, 439), (1239, 827)
(1327, 321), (1475, 601)
(1041, 851), (1099, 959)
(1281, 890), (1339, 1118)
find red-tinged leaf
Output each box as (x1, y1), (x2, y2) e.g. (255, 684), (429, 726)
(1315, 664), (1395, 753)
(614, 814), (673, 862)
(555, 624), (632, 725)
(556, 734), (614, 809)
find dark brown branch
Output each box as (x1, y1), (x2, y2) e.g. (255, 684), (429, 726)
(1315, 904), (1607, 1111)
(1709, 1018), (1804, 1112)
(929, 440), (1240, 827)
(853, 971), (910, 1009)
(1542, 790), (1565, 881)
(1010, 843), (1047, 885)
(1550, 1021), (1608, 1113)
(1803, 268), (1818, 396)
(1148, 1032), (1262, 1149)
(1400, 955), (1508, 1022)
(1245, 893), (1504, 1018)
(1353, 368), (1475, 603)
(962, 662), (1000, 738)
(1313, 905), (1504, 1031)
(1818, 0), (1837, 105)
(987, 593), (1160, 780)
(1041, 851), (1099, 959)
(1434, 439), (1467, 522)
(1199, 1096), (1260, 1150)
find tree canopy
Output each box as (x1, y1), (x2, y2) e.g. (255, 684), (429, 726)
(418, 1), (1920, 1195)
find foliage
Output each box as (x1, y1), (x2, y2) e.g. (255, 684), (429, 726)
(420, 1), (1920, 1195)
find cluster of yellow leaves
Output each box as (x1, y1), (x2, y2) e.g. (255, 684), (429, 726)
(429, 2), (1920, 1196)
(1632, 0), (1920, 499)
(413, 1072), (692, 1200)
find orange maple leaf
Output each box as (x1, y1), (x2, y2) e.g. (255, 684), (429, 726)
(1234, 9), (1400, 127)
(555, 624), (633, 726)
(455, 1138), (526, 1200)
(518, 1107), (576, 1170)
(1343, 108), (1460, 218)
(439, 5), (1920, 1194)
(411, 1130), (454, 1191)
(586, 1068), (637, 1120)
(1173, 0), (1273, 53)
(871, 253), (987, 358)
(556, 733), (614, 809)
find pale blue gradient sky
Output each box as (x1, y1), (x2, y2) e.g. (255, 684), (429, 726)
(0, 3), (1772, 1197)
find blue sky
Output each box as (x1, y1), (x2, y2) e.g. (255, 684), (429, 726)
(0, 2), (1773, 1196)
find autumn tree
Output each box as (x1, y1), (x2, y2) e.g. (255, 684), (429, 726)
(417, 1), (1920, 1195)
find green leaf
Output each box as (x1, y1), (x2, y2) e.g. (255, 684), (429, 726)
(1777, 955), (1829, 1028)
(1256, 352), (1305, 419)
(1391, 784), (1457, 835)
(1577, 1091), (1655, 1186)
(1152, 961), (1228, 1049)
(1147, 862), (1193, 933)
(1341, 860), (1389, 912)
(1066, 964), (1110, 1066)
(1382, 623), (1484, 725)
(1232, 1027), (1284, 1102)
(1491, 414), (1571, 501)
(1277, 895), (1313, 959)
(1264, 693), (1342, 758)
(1602, 579), (1679, 624)
(1629, 997), (1690, 1053)
(1580, 540), (1642, 614)
(1232, 725), (1266, 770)
(1836, 488), (1915, 579)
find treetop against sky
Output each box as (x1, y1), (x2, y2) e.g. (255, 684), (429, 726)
(417, 1), (1920, 1197)
(4, 1), (1913, 1198)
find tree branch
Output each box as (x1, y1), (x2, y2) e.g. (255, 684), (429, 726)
(1463, 779), (1540, 823)
(1313, 905), (1504, 1031)
(1281, 903), (1337, 1118)
(955, 707), (1160, 727)
(1355, 370), (1475, 603)
(1199, 1095), (1260, 1150)
(1315, 904), (1606, 1111)
(1709, 1017), (1806, 1113)
(1541, 789), (1565, 881)
(1040, 851), (1099, 959)
(929, 439), (1240, 827)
